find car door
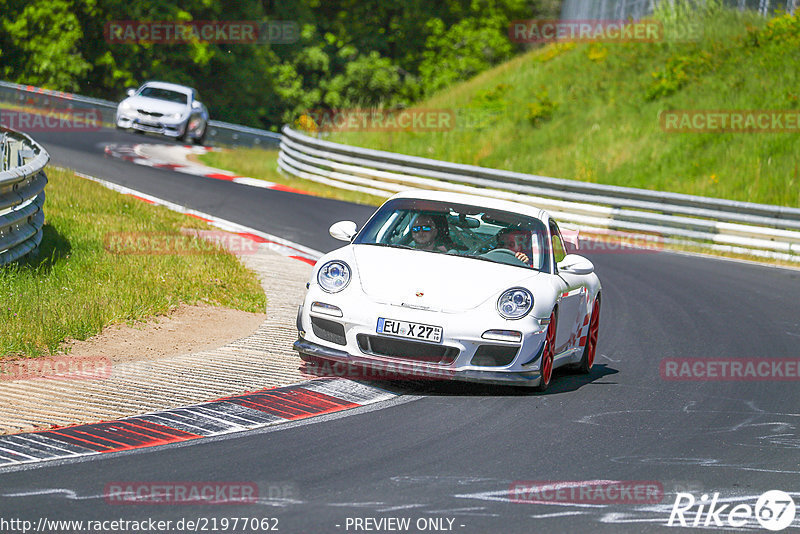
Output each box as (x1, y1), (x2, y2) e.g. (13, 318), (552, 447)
(550, 220), (587, 354)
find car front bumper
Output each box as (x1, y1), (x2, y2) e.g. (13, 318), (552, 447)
(116, 113), (187, 138)
(294, 290), (554, 387)
(294, 338), (545, 387)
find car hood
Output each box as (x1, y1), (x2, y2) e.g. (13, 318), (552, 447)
(120, 96), (188, 115)
(352, 245), (539, 313)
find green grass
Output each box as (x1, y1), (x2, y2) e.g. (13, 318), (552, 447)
(322, 7), (800, 208)
(0, 167), (266, 357)
(196, 148), (387, 206)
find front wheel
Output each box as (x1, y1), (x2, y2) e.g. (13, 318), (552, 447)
(193, 125), (207, 146)
(576, 296), (600, 374)
(534, 310), (558, 392)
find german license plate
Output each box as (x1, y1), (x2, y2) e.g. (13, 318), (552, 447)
(377, 318), (443, 343)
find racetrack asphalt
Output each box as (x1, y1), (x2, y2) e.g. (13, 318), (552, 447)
(2, 117), (800, 533)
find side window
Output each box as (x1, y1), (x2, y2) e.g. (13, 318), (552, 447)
(550, 222), (567, 265)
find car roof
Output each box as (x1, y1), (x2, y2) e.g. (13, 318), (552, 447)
(139, 81), (195, 95)
(388, 189), (550, 223)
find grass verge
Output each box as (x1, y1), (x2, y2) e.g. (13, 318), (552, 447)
(324, 7), (800, 208)
(196, 148), (387, 206)
(0, 167), (266, 357)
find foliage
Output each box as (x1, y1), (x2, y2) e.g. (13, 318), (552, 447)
(0, 0), (556, 130)
(526, 89), (558, 126)
(469, 83), (511, 114)
(748, 10), (800, 46)
(1, 0), (93, 90)
(645, 50), (713, 101)
(418, 14), (515, 95)
(327, 8), (800, 208)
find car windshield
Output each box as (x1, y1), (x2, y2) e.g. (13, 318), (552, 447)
(353, 198), (550, 272)
(138, 87), (189, 105)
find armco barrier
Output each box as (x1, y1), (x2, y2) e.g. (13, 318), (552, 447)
(0, 80), (281, 148)
(0, 127), (48, 265)
(3, 80), (798, 262)
(278, 126), (800, 262)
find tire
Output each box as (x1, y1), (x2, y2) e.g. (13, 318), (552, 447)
(534, 309), (558, 392)
(576, 296), (600, 374)
(179, 124), (190, 143)
(193, 124), (207, 146)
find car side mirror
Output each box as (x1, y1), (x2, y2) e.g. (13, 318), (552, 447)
(329, 221), (358, 242)
(126, 88), (136, 97)
(191, 100), (201, 109)
(557, 254), (594, 275)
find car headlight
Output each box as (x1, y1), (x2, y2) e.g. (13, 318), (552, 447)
(497, 288), (533, 319)
(119, 102), (133, 112)
(317, 261), (351, 293)
(168, 112), (184, 120)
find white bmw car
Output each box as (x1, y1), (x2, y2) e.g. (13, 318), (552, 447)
(294, 190), (602, 390)
(116, 81), (209, 144)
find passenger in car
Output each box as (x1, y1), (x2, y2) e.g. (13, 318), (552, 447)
(495, 227), (532, 265)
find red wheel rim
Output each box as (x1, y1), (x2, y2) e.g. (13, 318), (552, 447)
(542, 312), (556, 386)
(586, 299), (600, 369)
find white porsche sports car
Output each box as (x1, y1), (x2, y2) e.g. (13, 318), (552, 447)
(116, 81), (209, 144)
(294, 190), (601, 390)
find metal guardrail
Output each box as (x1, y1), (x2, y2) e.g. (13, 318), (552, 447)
(279, 126), (800, 262)
(0, 80), (281, 148)
(1, 133), (8, 171)
(0, 127), (48, 265)
(2, 81), (798, 262)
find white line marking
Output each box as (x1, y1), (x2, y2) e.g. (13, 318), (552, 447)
(67, 168), (323, 262)
(529, 511), (588, 519)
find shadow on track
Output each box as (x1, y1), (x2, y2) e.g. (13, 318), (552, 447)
(300, 360), (618, 397)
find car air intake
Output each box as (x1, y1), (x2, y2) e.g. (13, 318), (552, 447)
(470, 345), (519, 367)
(310, 317), (346, 346)
(357, 335), (459, 365)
